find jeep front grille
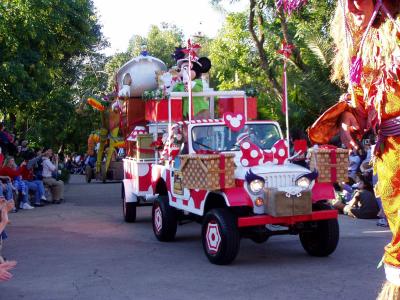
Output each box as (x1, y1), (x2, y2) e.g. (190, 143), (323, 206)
(264, 173), (298, 188)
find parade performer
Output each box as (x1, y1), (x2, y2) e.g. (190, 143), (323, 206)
(308, 1), (399, 298)
(172, 45), (211, 118)
(87, 95), (123, 175)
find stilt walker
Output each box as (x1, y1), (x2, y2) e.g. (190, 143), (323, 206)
(306, 1), (400, 298)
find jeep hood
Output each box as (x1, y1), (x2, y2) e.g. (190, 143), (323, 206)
(234, 163), (310, 180)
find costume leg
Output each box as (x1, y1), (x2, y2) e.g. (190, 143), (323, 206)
(105, 127), (119, 173)
(96, 128), (108, 173)
(375, 137), (400, 293)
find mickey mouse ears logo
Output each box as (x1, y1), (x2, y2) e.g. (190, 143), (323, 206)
(223, 113), (245, 132)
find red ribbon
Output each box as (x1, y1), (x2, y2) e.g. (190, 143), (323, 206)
(219, 154), (226, 188)
(329, 149), (337, 183)
(182, 39), (201, 61)
(132, 146), (155, 154)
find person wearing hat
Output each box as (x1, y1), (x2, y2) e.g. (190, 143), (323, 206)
(308, 1), (399, 297)
(172, 47), (212, 119)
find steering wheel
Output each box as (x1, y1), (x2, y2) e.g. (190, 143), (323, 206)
(193, 140), (213, 150)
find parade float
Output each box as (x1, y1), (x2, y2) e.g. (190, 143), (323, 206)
(117, 41), (344, 265)
(86, 51), (167, 182)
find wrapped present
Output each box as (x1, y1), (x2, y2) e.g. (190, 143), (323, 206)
(145, 99), (183, 122)
(179, 153), (235, 190)
(136, 134), (155, 160)
(265, 188), (312, 217)
(308, 146), (348, 183)
(218, 97), (257, 120)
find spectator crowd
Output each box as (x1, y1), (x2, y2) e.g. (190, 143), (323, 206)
(0, 122), (67, 281)
(292, 130), (385, 226)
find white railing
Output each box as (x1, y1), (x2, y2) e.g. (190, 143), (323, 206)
(168, 90), (247, 122)
(169, 91), (245, 98)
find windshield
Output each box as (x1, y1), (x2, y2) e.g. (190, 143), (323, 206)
(191, 123), (281, 152)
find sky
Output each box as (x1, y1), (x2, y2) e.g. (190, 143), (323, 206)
(92, 0), (247, 55)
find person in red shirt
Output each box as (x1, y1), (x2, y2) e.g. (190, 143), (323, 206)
(19, 151), (47, 207)
(0, 157), (33, 210)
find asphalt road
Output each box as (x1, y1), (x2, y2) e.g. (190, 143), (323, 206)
(0, 175), (392, 300)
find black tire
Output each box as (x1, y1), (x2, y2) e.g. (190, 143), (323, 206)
(123, 193), (137, 223)
(85, 166), (92, 183)
(299, 203), (339, 257)
(152, 196), (177, 241)
(202, 208), (240, 265)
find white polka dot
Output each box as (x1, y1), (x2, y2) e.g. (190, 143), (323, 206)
(242, 142), (250, 149)
(237, 114), (243, 121)
(138, 164), (150, 176)
(241, 159), (249, 166)
(272, 147), (276, 153)
(278, 149), (286, 157)
(273, 158), (278, 164)
(250, 150), (259, 158)
(226, 115), (232, 121)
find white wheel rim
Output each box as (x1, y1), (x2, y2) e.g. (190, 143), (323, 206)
(154, 206), (162, 233)
(205, 221), (221, 254)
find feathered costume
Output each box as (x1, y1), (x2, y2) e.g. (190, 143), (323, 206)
(308, 0), (400, 290)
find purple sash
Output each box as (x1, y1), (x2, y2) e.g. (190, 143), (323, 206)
(375, 116), (400, 155)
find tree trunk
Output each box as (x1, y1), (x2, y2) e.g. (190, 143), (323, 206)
(248, 0), (282, 98)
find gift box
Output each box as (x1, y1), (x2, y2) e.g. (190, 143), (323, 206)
(145, 99), (183, 122)
(308, 147), (348, 183)
(179, 153), (235, 190)
(218, 97), (257, 120)
(265, 188), (312, 217)
(136, 134), (155, 160)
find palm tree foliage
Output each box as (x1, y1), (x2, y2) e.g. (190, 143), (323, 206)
(209, 0), (343, 132)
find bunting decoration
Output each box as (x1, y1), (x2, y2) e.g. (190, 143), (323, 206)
(182, 39), (201, 62)
(275, 0), (308, 15)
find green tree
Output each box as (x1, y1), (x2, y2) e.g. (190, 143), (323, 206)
(0, 0), (106, 151)
(209, 0), (342, 131)
(128, 23), (184, 67)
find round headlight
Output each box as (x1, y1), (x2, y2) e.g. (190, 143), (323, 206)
(249, 179), (265, 194)
(296, 176), (311, 189)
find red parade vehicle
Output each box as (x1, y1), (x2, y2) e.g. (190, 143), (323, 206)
(118, 52), (341, 265)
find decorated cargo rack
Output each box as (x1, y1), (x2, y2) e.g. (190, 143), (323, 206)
(308, 147), (348, 183)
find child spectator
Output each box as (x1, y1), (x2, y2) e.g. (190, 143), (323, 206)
(20, 151), (47, 207)
(348, 148), (361, 182)
(334, 175), (379, 219)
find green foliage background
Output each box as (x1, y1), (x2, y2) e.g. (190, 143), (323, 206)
(0, 0), (345, 153)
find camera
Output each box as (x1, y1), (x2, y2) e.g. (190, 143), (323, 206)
(363, 139), (370, 146)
